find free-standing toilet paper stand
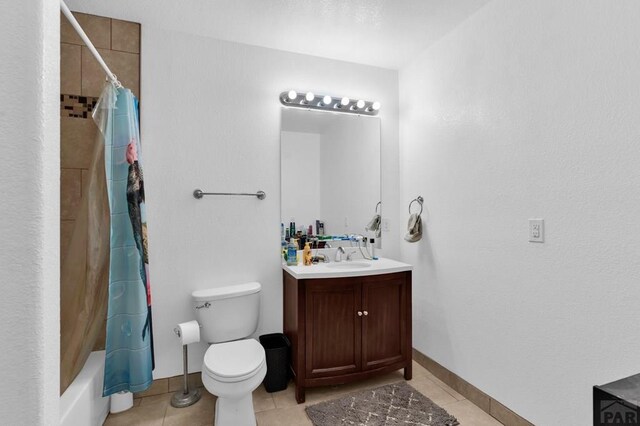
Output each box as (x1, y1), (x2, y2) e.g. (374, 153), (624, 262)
(171, 327), (202, 408)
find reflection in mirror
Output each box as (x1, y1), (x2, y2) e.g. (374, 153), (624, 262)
(280, 107), (381, 250)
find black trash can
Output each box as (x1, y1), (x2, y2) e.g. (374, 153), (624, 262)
(259, 333), (290, 392)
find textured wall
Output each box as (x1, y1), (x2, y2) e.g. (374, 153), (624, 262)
(0, 0), (60, 423)
(141, 27), (399, 379)
(399, 1), (640, 424)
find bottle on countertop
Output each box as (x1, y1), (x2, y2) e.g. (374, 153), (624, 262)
(287, 239), (298, 266)
(303, 242), (312, 266)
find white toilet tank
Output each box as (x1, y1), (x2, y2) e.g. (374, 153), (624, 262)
(191, 282), (261, 343)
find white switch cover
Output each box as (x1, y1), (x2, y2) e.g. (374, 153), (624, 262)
(529, 219), (544, 243)
(382, 219), (390, 232)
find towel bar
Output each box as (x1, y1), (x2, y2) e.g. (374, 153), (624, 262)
(193, 189), (266, 200)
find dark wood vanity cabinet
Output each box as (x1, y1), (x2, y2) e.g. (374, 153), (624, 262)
(283, 270), (412, 403)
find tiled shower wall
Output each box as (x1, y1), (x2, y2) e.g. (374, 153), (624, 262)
(60, 12), (140, 351)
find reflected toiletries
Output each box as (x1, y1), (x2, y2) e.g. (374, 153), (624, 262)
(287, 239), (298, 266)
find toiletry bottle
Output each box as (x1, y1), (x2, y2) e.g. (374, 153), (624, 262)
(287, 239), (298, 266)
(303, 242), (312, 266)
(290, 218), (295, 237)
(281, 223), (285, 240)
(308, 225), (313, 236)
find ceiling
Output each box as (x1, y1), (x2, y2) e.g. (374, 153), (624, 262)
(65, 0), (489, 70)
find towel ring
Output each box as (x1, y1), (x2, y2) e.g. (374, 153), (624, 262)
(375, 201), (381, 214)
(409, 196), (424, 215)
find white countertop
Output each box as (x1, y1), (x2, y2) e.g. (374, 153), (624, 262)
(282, 257), (412, 279)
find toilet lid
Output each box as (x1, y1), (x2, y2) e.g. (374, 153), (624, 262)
(203, 339), (265, 382)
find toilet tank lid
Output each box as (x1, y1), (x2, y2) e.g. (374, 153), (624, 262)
(192, 282), (261, 302)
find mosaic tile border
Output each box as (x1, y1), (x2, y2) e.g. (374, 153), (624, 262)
(60, 94), (99, 119)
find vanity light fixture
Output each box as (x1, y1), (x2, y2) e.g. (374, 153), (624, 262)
(280, 91), (379, 116)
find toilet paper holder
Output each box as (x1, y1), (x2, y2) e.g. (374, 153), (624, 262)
(171, 323), (203, 408)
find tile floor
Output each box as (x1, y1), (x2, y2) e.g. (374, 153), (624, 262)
(105, 361), (503, 425)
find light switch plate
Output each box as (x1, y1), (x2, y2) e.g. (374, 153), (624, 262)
(529, 219), (544, 243)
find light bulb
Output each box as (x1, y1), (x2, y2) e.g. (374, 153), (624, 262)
(356, 100), (365, 109)
(287, 90), (297, 101)
(305, 92), (314, 102)
(322, 95), (332, 105)
(372, 101), (381, 110)
(340, 97), (350, 106)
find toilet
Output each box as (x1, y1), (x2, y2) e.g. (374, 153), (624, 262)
(192, 282), (266, 426)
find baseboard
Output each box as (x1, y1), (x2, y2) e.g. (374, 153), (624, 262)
(412, 348), (533, 426)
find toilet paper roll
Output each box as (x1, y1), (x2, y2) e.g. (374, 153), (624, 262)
(175, 320), (200, 345)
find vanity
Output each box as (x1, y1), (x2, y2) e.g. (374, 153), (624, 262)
(279, 95), (412, 403)
(282, 259), (412, 403)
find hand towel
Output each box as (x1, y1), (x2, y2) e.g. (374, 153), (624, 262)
(404, 213), (422, 242)
(365, 214), (382, 238)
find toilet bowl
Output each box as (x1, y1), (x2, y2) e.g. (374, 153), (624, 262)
(201, 338), (266, 425)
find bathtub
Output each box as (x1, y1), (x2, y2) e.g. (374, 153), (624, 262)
(60, 351), (110, 426)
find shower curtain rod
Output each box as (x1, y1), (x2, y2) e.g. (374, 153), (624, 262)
(60, 0), (122, 88)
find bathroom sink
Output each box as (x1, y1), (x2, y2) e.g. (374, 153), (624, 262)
(326, 262), (371, 269)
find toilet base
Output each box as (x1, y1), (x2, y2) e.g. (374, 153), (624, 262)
(215, 393), (257, 426)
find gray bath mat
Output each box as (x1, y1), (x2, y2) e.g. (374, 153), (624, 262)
(305, 381), (459, 426)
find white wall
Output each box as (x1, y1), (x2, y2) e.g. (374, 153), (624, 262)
(281, 131), (322, 232)
(400, 1), (640, 424)
(0, 0), (59, 424)
(141, 27), (399, 378)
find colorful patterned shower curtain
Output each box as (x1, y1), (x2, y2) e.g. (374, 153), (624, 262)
(94, 84), (154, 396)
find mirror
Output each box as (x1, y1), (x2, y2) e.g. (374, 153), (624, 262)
(280, 107), (381, 248)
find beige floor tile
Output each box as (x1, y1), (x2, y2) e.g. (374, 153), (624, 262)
(104, 401), (165, 426)
(163, 390), (216, 426)
(134, 379), (168, 398)
(253, 395), (276, 413)
(409, 376), (459, 407)
(271, 384), (299, 409)
(139, 392), (171, 407)
(426, 372), (466, 401)
(443, 399), (503, 426)
(256, 405), (312, 426)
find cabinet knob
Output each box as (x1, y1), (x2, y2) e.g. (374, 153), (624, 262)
(363, 311), (368, 316)
(357, 311), (363, 316)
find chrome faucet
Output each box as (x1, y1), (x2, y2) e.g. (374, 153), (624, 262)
(335, 247), (345, 262)
(346, 250), (357, 261)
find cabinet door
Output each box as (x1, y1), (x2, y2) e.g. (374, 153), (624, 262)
(361, 273), (407, 370)
(305, 279), (362, 378)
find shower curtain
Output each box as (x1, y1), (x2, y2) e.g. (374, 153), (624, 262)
(94, 84), (154, 396)
(59, 110), (110, 395)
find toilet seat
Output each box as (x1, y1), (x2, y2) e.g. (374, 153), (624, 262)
(203, 339), (266, 383)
